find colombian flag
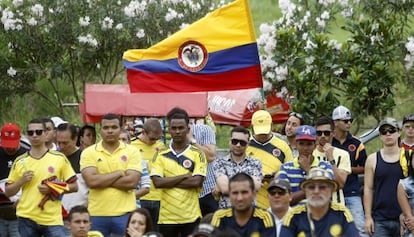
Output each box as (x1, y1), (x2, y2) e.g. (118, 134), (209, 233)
(123, 0), (263, 92)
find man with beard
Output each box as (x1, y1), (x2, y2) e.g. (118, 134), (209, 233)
(81, 113), (142, 237)
(280, 167), (359, 237)
(213, 126), (262, 209)
(211, 173), (276, 237)
(150, 107), (207, 237)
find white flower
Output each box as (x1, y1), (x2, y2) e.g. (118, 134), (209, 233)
(275, 65), (288, 81)
(78, 34), (98, 48)
(305, 40), (316, 50)
(101, 16), (114, 29)
(31, 4), (44, 17)
(321, 11), (330, 20)
(265, 71), (276, 79)
(124, 1), (147, 18)
(79, 16), (90, 27)
(135, 29), (145, 38)
(165, 8), (178, 22)
(96, 63), (101, 69)
(1, 8), (23, 32)
(316, 17), (326, 28)
(305, 56), (315, 65)
(179, 23), (189, 30)
(259, 23), (274, 34)
(27, 17), (38, 26)
(334, 68), (343, 76)
(405, 37), (414, 54)
(115, 23), (123, 30)
(341, 8), (353, 18)
(7, 67), (17, 77)
(12, 0), (23, 7)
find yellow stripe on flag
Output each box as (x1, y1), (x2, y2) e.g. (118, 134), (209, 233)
(123, 0), (256, 62)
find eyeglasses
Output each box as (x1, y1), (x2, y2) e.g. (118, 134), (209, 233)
(379, 127), (397, 135)
(305, 183), (329, 191)
(268, 189), (287, 196)
(289, 112), (303, 120)
(340, 119), (353, 124)
(231, 139), (248, 147)
(27, 129), (44, 136)
(316, 130), (331, 136)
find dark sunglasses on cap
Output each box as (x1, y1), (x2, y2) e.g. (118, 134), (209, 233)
(289, 112), (303, 120)
(27, 129), (44, 136)
(340, 119), (353, 124)
(316, 130), (331, 136)
(231, 139), (248, 147)
(268, 189), (287, 196)
(379, 127), (398, 135)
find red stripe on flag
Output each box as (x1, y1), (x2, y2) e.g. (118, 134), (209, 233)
(127, 65), (263, 92)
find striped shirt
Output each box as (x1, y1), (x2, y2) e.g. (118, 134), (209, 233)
(278, 158), (333, 193)
(193, 124), (217, 198)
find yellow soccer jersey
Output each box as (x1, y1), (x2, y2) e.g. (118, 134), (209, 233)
(247, 135), (294, 209)
(313, 147), (351, 204)
(150, 145), (207, 224)
(80, 141), (142, 216)
(131, 138), (165, 201)
(7, 151), (76, 225)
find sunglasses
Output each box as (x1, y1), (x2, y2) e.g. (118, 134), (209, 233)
(27, 129), (44, 136)
(379, 127), (397, 135)
(316, 130), (331, 136)
(148, 137), (160, 141)
(268, 189), (287, 196)
(305, 183), (329, 191)
(231, 139), (248, 147)
(340, 119), (353, 124)
(289, 112), (303, 120)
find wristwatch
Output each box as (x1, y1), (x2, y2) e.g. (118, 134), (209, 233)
(329, 159), (336, 165)
(190, 138), (197, 145)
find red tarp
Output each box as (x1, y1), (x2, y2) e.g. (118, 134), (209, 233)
(80, 84), (208, 123)
(80, 85), (290, 126)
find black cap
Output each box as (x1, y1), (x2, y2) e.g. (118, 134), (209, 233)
(268, 178), (291, 192)
(403, 114), (414, 125)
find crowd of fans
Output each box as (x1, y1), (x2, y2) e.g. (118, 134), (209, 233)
(0, 106), (413, 237)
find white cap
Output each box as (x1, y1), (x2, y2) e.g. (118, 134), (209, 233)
(51, 116), (68, 128)
(332, 106), (352, 120)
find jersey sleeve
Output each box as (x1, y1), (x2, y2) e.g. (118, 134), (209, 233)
(7, 157), (26, 184)
(193, 151), (207, 177)
(80, 147), (96, 171)
(126, 146), (142, 173)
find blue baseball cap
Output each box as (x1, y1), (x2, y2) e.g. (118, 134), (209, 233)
(296, 125), (316, 141)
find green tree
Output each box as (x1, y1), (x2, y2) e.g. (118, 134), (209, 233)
(0, 0), (221, 116)
(258, 0), (414, 126)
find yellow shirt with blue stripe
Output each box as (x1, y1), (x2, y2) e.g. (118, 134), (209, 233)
(247, 135), (294, 209)
(150, 144), (207, 224)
